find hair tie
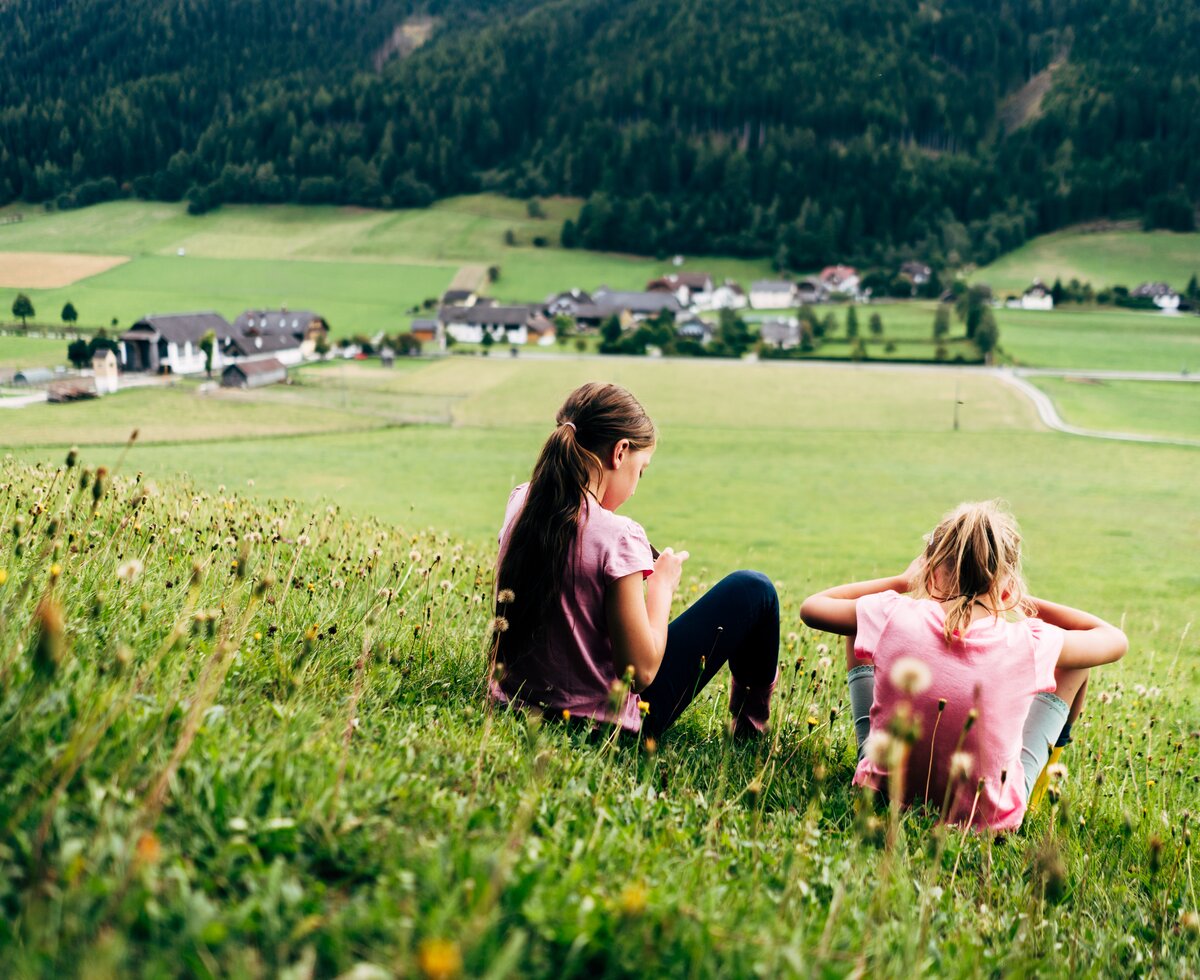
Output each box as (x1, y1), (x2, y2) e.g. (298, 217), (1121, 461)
(559, 420), (576, 432)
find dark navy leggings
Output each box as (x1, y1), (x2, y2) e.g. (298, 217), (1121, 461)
(640, 570), (780, 737)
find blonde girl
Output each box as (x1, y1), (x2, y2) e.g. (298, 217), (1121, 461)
(800, 501), (1127, 829)
(490, 382), (780, 738)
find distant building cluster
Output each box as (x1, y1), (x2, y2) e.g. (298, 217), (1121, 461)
(420, 265), (874, 350)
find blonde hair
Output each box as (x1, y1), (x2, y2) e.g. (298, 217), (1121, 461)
(911, 501), (1035, 642)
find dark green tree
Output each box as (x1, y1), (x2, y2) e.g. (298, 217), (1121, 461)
(974, 309), (1000, 364)
(933, 304), (951, 341)
(12, 293), (34, 328)
(869, 312), (883, 338)
(1187, 273), (1199, 302)
(67, 338), (90, 368)
(955, 286), (990, 340)
(845, 305), (859, 339)
(199, 329), (216, 378)
(61, 301), (78, 328)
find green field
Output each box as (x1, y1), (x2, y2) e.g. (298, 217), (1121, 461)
(1, 354), (1196, 977)
(0, 198), (776, 336)
(972, 226), (1200, 294)
(1031, 377), (1200, 441)
(0, 334), (70, 371)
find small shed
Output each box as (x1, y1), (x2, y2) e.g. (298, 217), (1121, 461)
(93, 349), (119, 394)
(12, 367), (56, 387)
(221, 358), (287, 389)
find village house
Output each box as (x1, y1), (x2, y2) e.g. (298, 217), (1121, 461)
(233, 309), (329, 353)
(900, 261), (932, 286)
(221, 331), (305, 366)
(411, 318), (445, 351)
(438, 304), (556, 345)
(819, 265), (860, 295)
(221, 358), (288, 389)
(440, 289), (478, 308)
(646, 272), (715, 309)
(590, 288), (683, 320)
(119, 312), (232, 374)
(543, 289), (593, 317)
(1132, 282), (1181, 310)
(708, 279), (748, 311)
(749, 280), (797, 309)
(675, 315), (715, 344)
(795, 277), (827, 304)
(759, 317), (802, 350)
(1020, 280), (1054, 311)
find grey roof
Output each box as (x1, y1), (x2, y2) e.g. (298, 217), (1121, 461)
(222, 358), (287, 380)
(233, 310), (324, 336)
(544, 288), (593, 305)
(648, 272), (714, 291)
(751, 280), (795, 293)
(222, 333), (300, 358)
(411, 319), (440, 331)
(124, 312), (233, 344)
(439, 305), (538, 327)
(1132, 282), (1177, 298)
(591, 289), (682, 314)
(441, 289), (476, 303)
(760, 319), (800, 343)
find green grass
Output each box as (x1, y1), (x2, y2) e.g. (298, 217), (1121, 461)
(1031, 378), (1200, 441)
(996, 307), (1200, 372)
(0, 335), (70, 371)
(0, 439), (1195, 977)
(972, 226), (1200, 295)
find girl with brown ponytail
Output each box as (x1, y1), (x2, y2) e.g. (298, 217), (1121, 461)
(490, 382), (780, 737)
(800, 501), (1127, 830)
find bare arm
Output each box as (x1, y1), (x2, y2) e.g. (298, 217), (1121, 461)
(800, 559), (920, 636)
(607, 548), (688, 690)
(1028, 596), (1128, 668)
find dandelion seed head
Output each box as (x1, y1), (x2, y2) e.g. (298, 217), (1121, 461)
(865, 731), (893, 767)
(497, 588), (516, 604)
(890, 656), (932, 695)
(949, 751), (974, 782)
(116, 559), (144, 583)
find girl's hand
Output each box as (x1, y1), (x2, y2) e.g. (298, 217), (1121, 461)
(652, 546), (690, 594)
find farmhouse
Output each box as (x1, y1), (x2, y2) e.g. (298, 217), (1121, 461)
(1132, 282), (1181, 310)
(439, 304), (554, 345)
(820, 265), (860, 295)
(543, 289), (594, 317)
(795, 277), (827, 304)
(441, 289), (478, 307)
(749, 280), (797, 309)
(646, 272), (715, 308)
(119, 313), (231, 373)
(411, 318), (445, 351)
(759, 317), (802, 350)
(900, 261), (932, 285)
(221, 331), (304, 366)
(1021, 280), (1054, 311)
(590, 288), (683, 319)
(233, 309), (329, 353)
(709, 279), (748, 311)
(675, 315), (714, 344)
(221, 358), (288, 389)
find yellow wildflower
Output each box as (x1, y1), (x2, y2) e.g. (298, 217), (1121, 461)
(417, 938), (462, 980)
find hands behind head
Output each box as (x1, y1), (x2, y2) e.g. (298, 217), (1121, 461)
(653, 546), (690, 594)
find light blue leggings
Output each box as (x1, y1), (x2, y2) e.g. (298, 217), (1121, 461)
(847, 665), (1070, 797)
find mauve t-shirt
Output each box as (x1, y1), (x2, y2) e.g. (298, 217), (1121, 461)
(853, 590), (1065, 830)
(490, 483), (655, 731)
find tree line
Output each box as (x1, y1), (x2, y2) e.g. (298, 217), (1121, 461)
(1, 0), (1196, 270)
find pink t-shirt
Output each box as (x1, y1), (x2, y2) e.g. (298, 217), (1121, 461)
(853, 590), (1065, 831)
(490, 484), (655, 731)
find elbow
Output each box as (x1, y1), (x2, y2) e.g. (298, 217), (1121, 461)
(630, 665), (658, 693)
(1109, 628), (1129, 663)
(799, 595), (819, 628)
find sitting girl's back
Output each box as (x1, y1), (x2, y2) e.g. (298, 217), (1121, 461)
(801, 501), (1127, 831)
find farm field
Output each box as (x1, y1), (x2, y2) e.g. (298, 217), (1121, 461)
(971, 225), (1200, 295)
(10, 357), (1197, 643)
(1030, 377), (1200, 441)
(0, 198), (777, 336)
(1, 353), (1196, 977)
(0, 334), (70, 371)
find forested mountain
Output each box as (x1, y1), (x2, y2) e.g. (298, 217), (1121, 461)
(1, 0), (1197, 268)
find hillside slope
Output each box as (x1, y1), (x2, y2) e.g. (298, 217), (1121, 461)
(1, 0), (1196, 267)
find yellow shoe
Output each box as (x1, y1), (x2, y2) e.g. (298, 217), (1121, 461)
(1029, 745), (1065, 808)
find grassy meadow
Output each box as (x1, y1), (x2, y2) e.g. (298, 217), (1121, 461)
(972, 226), (1200, 295)
(0, 356), (1197, 976)
(0, 198), (775, 337)
(1029, 378), (1200, 442)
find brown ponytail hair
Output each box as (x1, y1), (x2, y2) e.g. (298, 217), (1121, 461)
(911, 501), (1035, 642)
(492, 383), (656, 667)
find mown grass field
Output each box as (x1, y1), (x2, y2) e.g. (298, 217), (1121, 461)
(0, 376), (1196, 975)
(0, 198), (776, 337)
(972, 226), (1200, 295)
(0, 335), (71, 371)
(1030, 378), (1200, 441)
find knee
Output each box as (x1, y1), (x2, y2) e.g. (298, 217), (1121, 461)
(726, 569), (778, 615)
